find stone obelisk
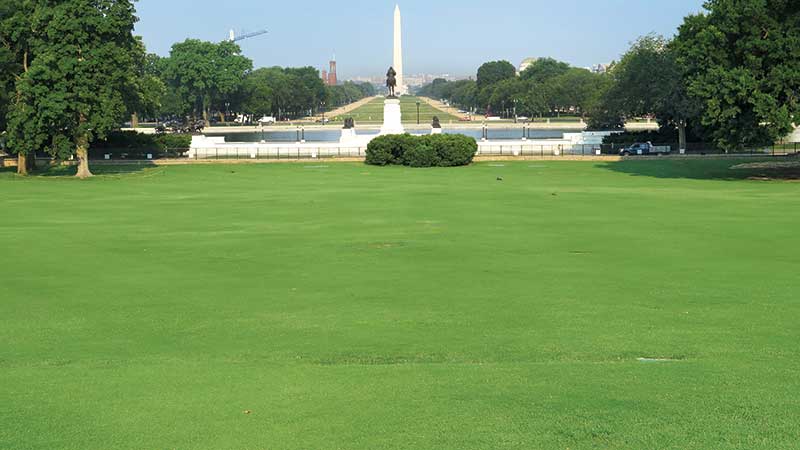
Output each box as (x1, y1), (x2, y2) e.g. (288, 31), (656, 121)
(380, 5), (406, 134)
(393, 5), (406, 96)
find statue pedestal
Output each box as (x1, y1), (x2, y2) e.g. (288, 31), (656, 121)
(380, 98), (405, 135)
(431, 128), (443, 135)
(340, 128), (358, 143)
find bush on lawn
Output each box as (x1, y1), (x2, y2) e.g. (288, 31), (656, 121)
(366, 133), (477, 167)
(365, 134), (417, 166)
(422, 134), (478, 167)
(403, 144), (440, 167)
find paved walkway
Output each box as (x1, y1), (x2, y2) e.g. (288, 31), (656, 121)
(317, 96), (380, 120)
(418, 97), (469, 120)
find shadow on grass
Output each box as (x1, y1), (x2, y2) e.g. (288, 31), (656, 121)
(597, 157), (800, 181)
(34, 162), (157, 177)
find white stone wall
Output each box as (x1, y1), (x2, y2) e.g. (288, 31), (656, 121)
(788, 126), (800, 143)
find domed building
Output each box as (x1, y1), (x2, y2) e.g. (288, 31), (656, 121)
(518, 57), (539, 75)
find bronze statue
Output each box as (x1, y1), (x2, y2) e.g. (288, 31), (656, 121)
(343, 117), (355, 129)
(386, 67), (397, 97)
(432, 116), (441, 129)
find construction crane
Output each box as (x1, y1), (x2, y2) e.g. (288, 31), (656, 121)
(227, 29), (269, 43)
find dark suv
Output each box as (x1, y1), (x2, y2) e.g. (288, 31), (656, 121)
(621, 142), (657, 156)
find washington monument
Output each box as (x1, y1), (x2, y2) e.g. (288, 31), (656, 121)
(393, 5), (407, 96)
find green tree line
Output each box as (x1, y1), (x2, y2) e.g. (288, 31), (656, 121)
(418, 58), (610, 120)
(0, 1), (374, 177)
(419, 0), (799, 151)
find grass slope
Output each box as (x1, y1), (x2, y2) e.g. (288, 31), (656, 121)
(336, 95), (459, 124)
(1, 160), (799, 449)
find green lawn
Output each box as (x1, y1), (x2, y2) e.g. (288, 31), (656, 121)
(333, 95), (460, 124)
(2, 160), (800, 449)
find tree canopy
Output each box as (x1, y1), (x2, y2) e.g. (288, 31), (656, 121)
(5, 0), (141, 177)
(161, 39), (252, 124)
(476, 60), (516, 90)
(519, 57), (571, 84)
(673, 0), (800, 150)
(420, 58), (608, 120)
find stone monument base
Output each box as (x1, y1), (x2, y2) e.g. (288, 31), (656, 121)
(431, 128), (443, 135)
(340, 128), (358, 143)
(379, 98), (405, 135)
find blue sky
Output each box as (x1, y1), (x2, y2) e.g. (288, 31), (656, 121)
(134, 0), (706, 78)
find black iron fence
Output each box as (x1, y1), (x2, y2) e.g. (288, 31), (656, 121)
(475, 142), (800, 157)
(13, 141), (796, 162)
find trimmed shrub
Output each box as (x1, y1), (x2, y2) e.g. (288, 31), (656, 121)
(424, 134), (478, 167)
(403, 144), (440, 167)
(366, 133), (477, 167)
(365, 134), (417, 166)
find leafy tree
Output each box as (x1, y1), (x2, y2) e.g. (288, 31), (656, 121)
(162, 39), (252, 125)
(283, 66), (326, 117)
(673, 0), (800, 150)
(417, 78), (449, 99)
(325, 81), (374, 109)
(240, 68), (274, 116)
(588, 35), (701, 144)
(237, 66), (334, 119)
(545, 68), (606, 119)
(449, 80), (477, 111)
(0, 0), (36, 174)
(6, 0), (141, 178)
(520, 57), (571, 84)
(476, 60), (516, 111)
(487, 78), (526, 117)
(476, 61), (516, 89)
(128, 39), (165, 126)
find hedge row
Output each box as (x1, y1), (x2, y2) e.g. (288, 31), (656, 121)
(365, 134), (478, 167)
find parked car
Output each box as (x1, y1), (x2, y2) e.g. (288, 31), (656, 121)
(620, 142), (671, 156)
(258, 116), (276, 124)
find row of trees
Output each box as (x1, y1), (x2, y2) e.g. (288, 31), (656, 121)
(146, 42), (374, 123)
(419, 0), (799, 151)
(418, 58), (610, 120)
(598, 0), (799, 151)
(0, 1), (375, 177)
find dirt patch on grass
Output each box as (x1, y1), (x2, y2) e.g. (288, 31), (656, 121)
(731, 160), (800, 180)
(367, 241), (406, 250)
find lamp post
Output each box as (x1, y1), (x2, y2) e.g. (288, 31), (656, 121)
(416, 101), (420, 125)
(320, 101), (326, 126)
(513, 99), (518, 124)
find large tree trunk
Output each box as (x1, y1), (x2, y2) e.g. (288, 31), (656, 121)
(218, 111), (225, 123)
(131, 112), (139, 128)
(75, 134), (92, 179)
(203, 107), (210, 128)
(17, 153), (28, 176)
(678, 120), (687, 152)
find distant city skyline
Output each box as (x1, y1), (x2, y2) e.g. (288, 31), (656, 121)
(134, 0), (706, 79)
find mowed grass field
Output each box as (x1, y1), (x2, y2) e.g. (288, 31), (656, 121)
(336, 95), (460, 124)
(1, 160), (800, 449)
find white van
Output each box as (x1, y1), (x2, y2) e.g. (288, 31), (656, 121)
(258, 116), (276, 124)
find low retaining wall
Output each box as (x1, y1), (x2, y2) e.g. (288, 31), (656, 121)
(187, 138), (606, 160)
